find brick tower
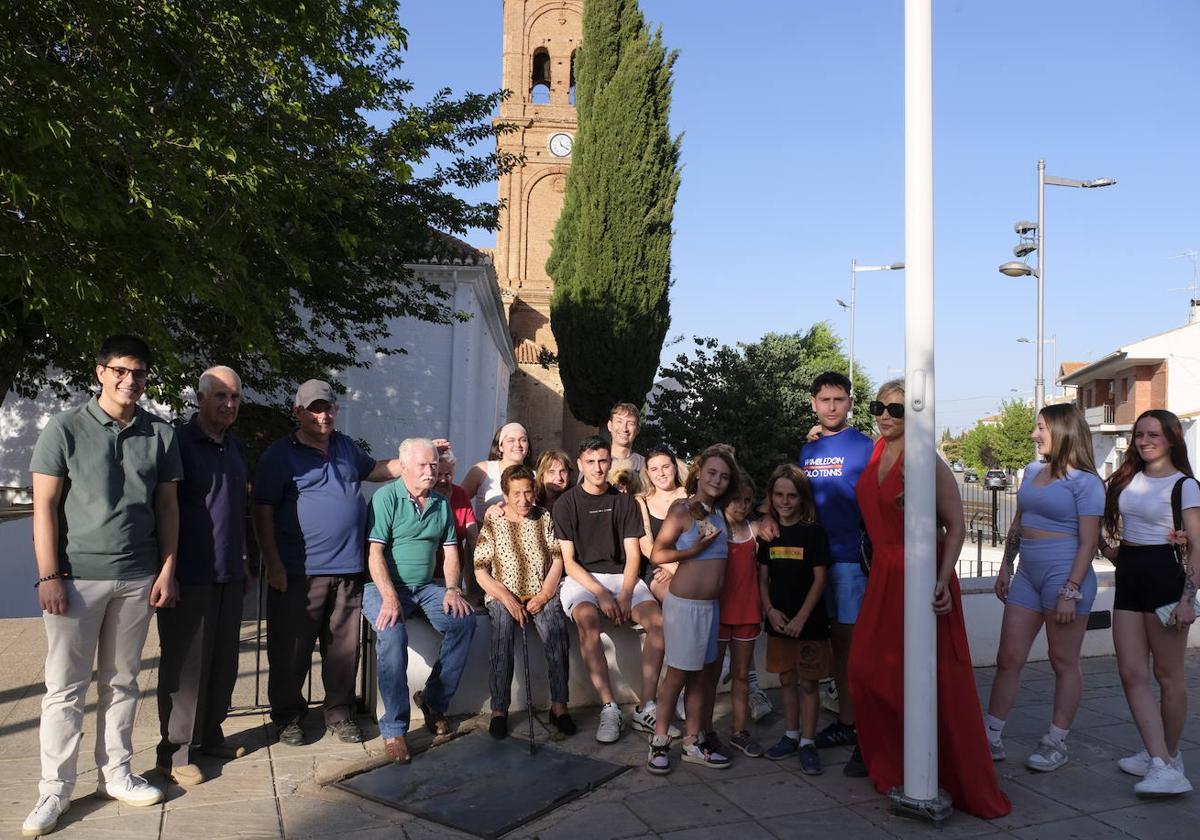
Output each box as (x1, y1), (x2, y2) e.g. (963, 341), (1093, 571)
(494, 0), (590, 455)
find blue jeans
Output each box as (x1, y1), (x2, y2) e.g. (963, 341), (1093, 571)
(361, 582), (477, 738)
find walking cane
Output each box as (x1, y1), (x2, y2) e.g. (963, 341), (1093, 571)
(520, 599), (535, 755)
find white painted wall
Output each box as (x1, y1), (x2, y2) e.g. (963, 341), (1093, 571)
(338, 262), (515, 480)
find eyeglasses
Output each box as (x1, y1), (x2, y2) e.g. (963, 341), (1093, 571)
(869, 400), (905, 419)
(101, 364), (150, 384)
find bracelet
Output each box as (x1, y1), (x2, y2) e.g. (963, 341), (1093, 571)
(34, 572), (68, 588)
(445, 586), (463, 595)
(1057, 583), (1083, 601)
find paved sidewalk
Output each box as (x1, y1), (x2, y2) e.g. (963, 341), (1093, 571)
(1, 617), (1198, 839)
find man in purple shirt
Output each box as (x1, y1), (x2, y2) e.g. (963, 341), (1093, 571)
(155, 366), (248, 786)
(253, 380), (404, 747)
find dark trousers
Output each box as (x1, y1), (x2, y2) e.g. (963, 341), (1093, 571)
(266, 574), (362, 727)
(156, 581), (243, 767)
(487, 595), (570, 712)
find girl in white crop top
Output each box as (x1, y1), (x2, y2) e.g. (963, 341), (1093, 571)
(1100, 409), (1199, 796)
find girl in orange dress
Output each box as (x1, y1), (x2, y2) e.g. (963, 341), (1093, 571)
(848, 379), (1010, 819)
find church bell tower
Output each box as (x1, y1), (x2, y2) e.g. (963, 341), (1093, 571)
(494, 0), (587, 454)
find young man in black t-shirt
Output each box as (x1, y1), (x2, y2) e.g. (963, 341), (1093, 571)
(553, 436), (667, 743)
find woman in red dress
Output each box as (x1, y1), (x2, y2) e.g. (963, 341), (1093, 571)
(848, 379), (1010, 819)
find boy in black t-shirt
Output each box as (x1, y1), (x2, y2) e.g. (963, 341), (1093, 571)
(553, 437), (667, 743)
(757, 464), (831, 774)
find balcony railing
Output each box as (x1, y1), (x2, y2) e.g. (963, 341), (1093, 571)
(1084, 404), (1115, 426)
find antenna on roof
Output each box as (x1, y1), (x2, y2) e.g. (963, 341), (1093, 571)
(1169, 251), (1200, 325)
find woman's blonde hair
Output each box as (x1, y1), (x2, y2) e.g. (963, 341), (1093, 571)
(1039, 403), (1098, 480)
(534, 448), (572, 506)
(877, 378), (904, 400)
(639, 445), (685, 499)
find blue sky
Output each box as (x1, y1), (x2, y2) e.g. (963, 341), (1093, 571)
(394, 0), (1200, 433)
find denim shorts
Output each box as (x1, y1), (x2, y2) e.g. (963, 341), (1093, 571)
(823, 562), (868, 624)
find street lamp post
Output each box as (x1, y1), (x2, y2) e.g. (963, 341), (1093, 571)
(999, 160), (1115, 417)
(1017, 335), (1057, 398)
(841, 258), (905, 397)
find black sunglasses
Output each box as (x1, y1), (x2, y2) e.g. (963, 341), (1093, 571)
(869, 400), (905, 419)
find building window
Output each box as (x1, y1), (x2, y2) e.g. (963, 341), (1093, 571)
(531, 48), (551, 104)
(568, 50), (577, 105)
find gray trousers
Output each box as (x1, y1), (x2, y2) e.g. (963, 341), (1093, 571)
(156, 581), (244, 767)
(487, 595), (570, 712)
(266, 574), (362, 727)
(39, 577), (154, 797)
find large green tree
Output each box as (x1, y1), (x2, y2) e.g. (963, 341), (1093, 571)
(0, 1), (514, 407)
(960, 399), (1035, 472)
(547, 0), (680, 426)
(640, 323), (875, 482)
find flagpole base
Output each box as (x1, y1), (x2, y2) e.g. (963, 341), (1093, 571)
(887, 787), (953, 825)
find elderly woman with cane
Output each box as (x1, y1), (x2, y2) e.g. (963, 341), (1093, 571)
(474, 465), (576, 740)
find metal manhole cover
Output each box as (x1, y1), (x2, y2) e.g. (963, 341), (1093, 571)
(336, 733), (627, 838)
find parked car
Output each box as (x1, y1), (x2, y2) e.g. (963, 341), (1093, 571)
(985, 469), (1008, 490)
(964, 469), (979, 483)
(951, 461), (964, 473)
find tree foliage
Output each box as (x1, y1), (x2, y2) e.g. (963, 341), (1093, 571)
(0, 1), (514, 407)
(640, 323), (875, 482)
(960, 399), (1035, 472)
(547, 0), (680, 426)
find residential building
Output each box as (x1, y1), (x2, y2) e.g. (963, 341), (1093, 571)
(1060, 302), (1200, 476)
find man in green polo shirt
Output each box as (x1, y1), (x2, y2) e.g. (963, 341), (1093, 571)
(24, 335), (183, 837)
(362, 437), (476, 764)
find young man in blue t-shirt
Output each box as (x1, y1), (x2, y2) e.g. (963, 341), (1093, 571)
(799, 371), (874, 775)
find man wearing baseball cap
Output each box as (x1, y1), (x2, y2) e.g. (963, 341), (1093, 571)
(253, 379), (404, 747)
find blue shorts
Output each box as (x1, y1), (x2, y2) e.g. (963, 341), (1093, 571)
(1007, 536), (1097, 615)
(823, 562), (868, 624)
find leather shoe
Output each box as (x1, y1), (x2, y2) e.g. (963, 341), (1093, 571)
(155, 763), (206, 786)
(414, 690), (450, 736)
(201, 744), (247, 760)
(384, 736), (411, 764)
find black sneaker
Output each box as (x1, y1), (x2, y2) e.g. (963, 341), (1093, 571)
(814, 720), (857, 748)
(844, 746), (868, 777)
(327, 719), (364, 744)
(278, 722), (305, 746)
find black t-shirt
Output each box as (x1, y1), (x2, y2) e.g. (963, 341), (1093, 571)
(552, 485), (644, 575)
(757, 520), (831, 640)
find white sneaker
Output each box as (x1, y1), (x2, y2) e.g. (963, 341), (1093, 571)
(630, 701), (681, 738)
(595, 703), (624, 743)
(1025, 736), (1068, 772)
(748, 689), (773, 722)
(22, 794), (69, 837)
(96, 774), (163, 807)
(1134, 757), (1193, 797)
(1118, 749), (1184, 777)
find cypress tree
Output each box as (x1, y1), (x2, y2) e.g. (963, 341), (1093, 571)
(547, 0), (680, 427)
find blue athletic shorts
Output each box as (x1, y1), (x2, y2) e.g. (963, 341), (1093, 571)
(1007, 536), (1097, 615)
(824, 562), (868, 624)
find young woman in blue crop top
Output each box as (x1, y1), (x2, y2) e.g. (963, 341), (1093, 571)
(985, 404), (1104, 773)
(1099, 410), (1199, 796)
(645, 445), (738, 775)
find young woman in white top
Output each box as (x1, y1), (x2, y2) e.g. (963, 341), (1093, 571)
(461, 422), (530, 519)
(1101, 409), (1199, 797)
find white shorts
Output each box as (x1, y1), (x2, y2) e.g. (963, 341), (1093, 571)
(663, 593), (719, 672)
(560, 572), (656, 619)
